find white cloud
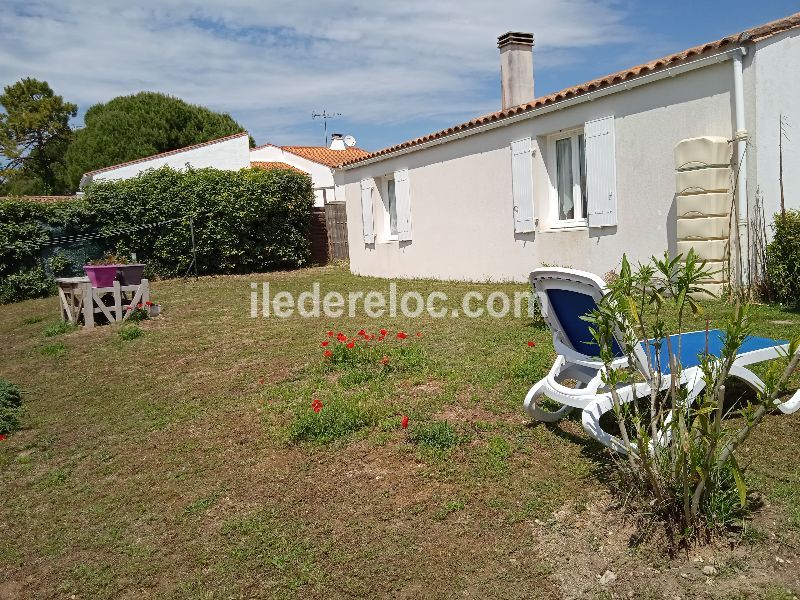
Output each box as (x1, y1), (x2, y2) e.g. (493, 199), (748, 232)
(0, 0), (642, 148)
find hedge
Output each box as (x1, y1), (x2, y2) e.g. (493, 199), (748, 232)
(765, 209), (800, 306)
(0, 166), (314, 303)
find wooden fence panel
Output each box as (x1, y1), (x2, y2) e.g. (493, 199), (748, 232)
(310, 207), (329, 265)
(324, 202), (349, 261)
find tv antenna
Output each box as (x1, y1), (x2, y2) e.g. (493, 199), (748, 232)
(312, 110), (342, 145)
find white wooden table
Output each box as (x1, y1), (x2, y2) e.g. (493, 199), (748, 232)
(56, 277), (150, 328)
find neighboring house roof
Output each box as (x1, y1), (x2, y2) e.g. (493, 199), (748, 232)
(281, 146), (369, 168)
(250, 161), (308, 174)
(342, 11), (800, 167)
(83, 131), (250, 177)
(0, 195), (79, 203)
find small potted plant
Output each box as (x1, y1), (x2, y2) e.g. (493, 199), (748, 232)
(83, 254), (121, 288)
(145, 300), (161, 317)
(116, 256), (146, 286)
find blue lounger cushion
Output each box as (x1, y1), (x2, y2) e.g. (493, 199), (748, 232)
(644, 329), (787, 374)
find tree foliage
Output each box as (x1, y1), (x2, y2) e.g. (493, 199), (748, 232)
(64, 92), (249, 189)
(765, 209), (800, 306)
(0, 78), (77, 195)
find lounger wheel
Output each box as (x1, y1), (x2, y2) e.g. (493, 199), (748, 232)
(523, 380), (575, 422)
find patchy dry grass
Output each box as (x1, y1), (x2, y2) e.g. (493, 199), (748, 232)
(0, 265), (798, 599)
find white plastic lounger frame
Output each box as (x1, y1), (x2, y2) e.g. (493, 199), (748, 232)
(524, 268), (642, 422)
(525, 266), (800, 454)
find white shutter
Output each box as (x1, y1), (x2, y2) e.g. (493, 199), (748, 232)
(360, 178), (375, 243)
(394, 169), (412, 242)
(511, 137), (535, 233)
(585, 116), (617, 227)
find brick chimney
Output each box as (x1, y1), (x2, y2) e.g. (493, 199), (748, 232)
(498, 32), (534, 110)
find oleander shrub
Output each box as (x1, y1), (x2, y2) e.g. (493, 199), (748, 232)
(765, 209), (800, 305)
(0, 166), (313, 303)
(0, 379), (24, 434)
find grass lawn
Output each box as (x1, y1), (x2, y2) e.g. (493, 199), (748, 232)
(1, 265), (799, 599)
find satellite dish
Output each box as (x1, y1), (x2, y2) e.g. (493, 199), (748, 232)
(344, 135), (357, 147)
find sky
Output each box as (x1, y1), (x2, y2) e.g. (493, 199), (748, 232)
(1, 1), (798, 152)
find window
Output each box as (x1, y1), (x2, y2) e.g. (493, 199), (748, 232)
(382, 176), (399, 240)
(551, 130), (588, 225)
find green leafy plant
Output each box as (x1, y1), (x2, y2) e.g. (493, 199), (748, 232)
(765, 209), (800, 305)
(119, 324), (143, 341)
(39, 342), (66, 357)
(0, 378), (23, 434)
(288, 399), (373, 444)
(408, 420), (459, 452)
(43, 321), (77, 337)
(585, 250), (800, 546)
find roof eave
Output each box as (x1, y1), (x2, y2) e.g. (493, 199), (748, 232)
(341, 47), (745, 171)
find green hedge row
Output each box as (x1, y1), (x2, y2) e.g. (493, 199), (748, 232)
(0, 166), (314, 303)
(765, 209), (800, 306)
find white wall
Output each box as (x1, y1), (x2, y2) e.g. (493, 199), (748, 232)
(750, 29), (800, 223)
(249, 146), (334, 207)
(85, 133), (251, 186)
(339, 61), (735, 282)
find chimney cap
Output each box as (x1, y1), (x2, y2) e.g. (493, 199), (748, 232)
(331, 133), (343, 139)
(498, 32), (534, 49)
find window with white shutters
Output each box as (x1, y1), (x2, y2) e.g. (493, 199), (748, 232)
(584, 116), (617, 228)
(511, 137), (535, 233)
(360, 178), (375, 243)
(394, 169), (412, 242)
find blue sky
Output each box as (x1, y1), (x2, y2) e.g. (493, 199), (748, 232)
(1, 1), (798, 152)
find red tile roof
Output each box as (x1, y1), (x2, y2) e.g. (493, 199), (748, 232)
(250, 161), (308, 174)
(83, 131), (249, 176)
(343, 11), (800, 167)
(282, 145), (369, 168)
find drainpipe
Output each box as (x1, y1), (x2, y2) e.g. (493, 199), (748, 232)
(731, 48), (749, 285)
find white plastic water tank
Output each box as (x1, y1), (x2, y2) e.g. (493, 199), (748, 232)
(677, 193), (731, 218)
(677, 239), (728, 262)
(674, 136), (732, 171)
(676, 167), (731, 195)
(677, 216), (730, 240)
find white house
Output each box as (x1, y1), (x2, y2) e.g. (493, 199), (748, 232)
(79, 132), (252, 189)
(250, 136), (367, 205)
(80, 131), (367, 208)
(336, 12), (800, 284)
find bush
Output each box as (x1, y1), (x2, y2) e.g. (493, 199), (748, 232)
(587, 252), (800, 546)
(43, 321), (77, 337)
(0, 379), (23, 434)
(119, 324), (144, 341)
(0, 268), (55, 304)
(0, 166), (313, 303)
(766, 209), (800, 305)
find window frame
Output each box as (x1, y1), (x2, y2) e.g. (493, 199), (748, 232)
(380, 174), (399, 242)
(547, 127), (588, 229)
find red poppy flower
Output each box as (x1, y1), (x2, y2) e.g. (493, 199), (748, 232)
(416, 332), (422, 337)
(258, 377), (265, 385)
(396, 332), (408, 339)
(527, 341), (537, 347)
(380, 328), (387, 336)
(337, 333), (347, 342)
(145, 300), (154, 306)
(380, 355), (389, 365)
(311, 398), (323, 413)
(137, 303), (143, 308)
(0, 434), (6, 441)
(321, 341), (330, 347)
(327, 330), (334, 337)
(323, 349), (333, 358)
(358, 329), (367, 337)
(401, 415), (409, 429)
(346, 341), (355, 349)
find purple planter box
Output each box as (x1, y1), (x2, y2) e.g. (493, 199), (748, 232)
(117, 264), (146, 286)
(83, 265), (118, 288)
